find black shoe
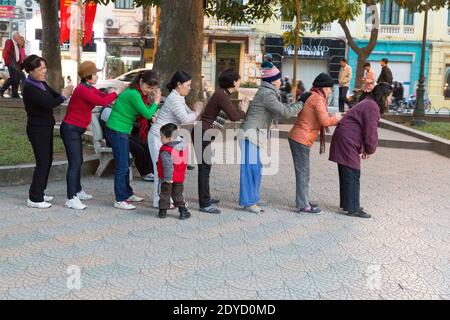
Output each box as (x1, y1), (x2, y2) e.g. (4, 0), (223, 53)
(199, 206), (221, 214)
(187, 165), (195, 170)
(346, 209), (371, 219)
(309, 201), (319, 208)
(179, 208), (191, 220)
(0, 91), (4, 98)
(342, 206), (364, 211)
(210, 198), (220, 205)
(158, 209), (167, 219)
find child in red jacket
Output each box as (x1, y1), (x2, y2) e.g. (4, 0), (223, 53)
(157, 123), (191, 220)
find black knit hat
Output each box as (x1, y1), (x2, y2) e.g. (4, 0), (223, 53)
(312, 73), (334, 88)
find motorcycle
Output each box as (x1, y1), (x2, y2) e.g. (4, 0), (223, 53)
(394, 94), (432, 114)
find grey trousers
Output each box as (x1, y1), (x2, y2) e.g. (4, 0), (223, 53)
(288, 138), (310, 209)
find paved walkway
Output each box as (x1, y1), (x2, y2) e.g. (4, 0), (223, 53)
(0, 138), (449, 300)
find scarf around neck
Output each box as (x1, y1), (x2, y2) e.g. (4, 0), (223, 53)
(310, 87), (328, 155)
(134, 85), (152, 143)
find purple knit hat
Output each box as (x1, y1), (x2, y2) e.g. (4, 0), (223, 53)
(261, 61), (282, 83)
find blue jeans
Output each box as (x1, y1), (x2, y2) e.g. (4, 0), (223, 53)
(60, 122), (86, 199)
(239, 139), (262, 207)
(106, 127), (133, 202)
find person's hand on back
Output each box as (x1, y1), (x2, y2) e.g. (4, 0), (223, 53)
(62, 85), (74, 99)
(335, 112), (343, 122)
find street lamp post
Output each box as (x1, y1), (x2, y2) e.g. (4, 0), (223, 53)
(413, 0), (429, 126)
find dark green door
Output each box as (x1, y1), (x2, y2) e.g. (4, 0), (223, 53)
(215, 43), (241, 89)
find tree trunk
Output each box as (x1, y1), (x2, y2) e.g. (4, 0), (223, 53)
(153, 0), (204, 105)
(292, 0), (301, 97)
(338, 4), (379, 89)
(40, 0), (64, 91)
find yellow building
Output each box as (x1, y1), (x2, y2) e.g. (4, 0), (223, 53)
(203, 3), (450, 110)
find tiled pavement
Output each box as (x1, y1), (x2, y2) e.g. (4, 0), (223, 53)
(0, 138), (449, 300)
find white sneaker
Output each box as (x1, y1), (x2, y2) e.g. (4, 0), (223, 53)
(44, 195), (54, 202)
(76, 190), (93, 200)
(142, 173), (154, 182)
(27, 199), (52, 209)
(65, 197), (87, 210)
(127, 194), (144, 202)
(114, 201), (136, 210)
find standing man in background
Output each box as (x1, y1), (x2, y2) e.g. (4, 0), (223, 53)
(377, 58), (393, 85)
(360, 62), (375, 101)
(338, 58), (352, 112)
(0, 32), (23, 99)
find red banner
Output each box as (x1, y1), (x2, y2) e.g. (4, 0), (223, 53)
(83, 1), (97, 46)
(60, 0), (75, 44)
(0, 6), (14, 19)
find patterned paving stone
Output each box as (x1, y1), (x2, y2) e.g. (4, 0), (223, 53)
(1, 139), (449, 299)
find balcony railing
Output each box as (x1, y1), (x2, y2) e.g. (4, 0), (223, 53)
(365, 24), (415, 35)
(207, 19), (252, 30)
(281, 21), (332, 33)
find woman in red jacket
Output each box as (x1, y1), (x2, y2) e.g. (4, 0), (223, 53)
(61, 61), (118, 210)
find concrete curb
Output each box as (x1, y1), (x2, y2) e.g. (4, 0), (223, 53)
(0, 154), (99, 187)
(379, 119), (450, 158)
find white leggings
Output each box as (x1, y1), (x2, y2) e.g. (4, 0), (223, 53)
(148, 132), (162, 208)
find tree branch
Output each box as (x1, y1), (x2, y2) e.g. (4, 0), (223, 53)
(338, 19), (362, 56)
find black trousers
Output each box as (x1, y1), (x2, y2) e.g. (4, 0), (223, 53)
(1, 66), (21, 97)
(338, 164), (361, 213)
(27, 124), (53, 202)
(191, 127), (214, 208)
(129, 135), (153, 176)
(339, 86), (349, 112)
(60, 122), (85, 199)
(159, 182), (185, 210)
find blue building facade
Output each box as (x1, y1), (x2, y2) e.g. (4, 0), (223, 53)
(348, 40), (431, 96)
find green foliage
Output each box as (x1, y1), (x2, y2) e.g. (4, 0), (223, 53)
(240, 81), (259, 88)
(408, 122), (450, 140)
(397, 0), (450, 12)
(0, 108), (65, 166)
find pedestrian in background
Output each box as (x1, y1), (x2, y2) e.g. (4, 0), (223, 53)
(0, 31), (23, 98)
(377, 58), (393, 85)
(360, 62), (375, 101)
(338, 58), (352, 112)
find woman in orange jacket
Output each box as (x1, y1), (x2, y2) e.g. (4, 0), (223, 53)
(288, 73), (342, 214)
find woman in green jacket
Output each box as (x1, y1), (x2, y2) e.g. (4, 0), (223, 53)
(106, 70), (161, 210)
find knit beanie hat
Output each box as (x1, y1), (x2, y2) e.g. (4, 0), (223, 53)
(312, 73), (334, 88)
(261, 61), (282, 83)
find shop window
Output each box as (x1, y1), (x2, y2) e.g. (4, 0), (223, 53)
(448, 8), (450, 27)
(445, 65), (450, 99)
(115, 0), (134, 9)
(380, 0), (400, 25)
(404, 9), (414, 25)
(365, 5), (377, 24)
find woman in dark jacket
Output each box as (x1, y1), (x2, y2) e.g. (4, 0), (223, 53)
(329, 83), (392, 218)
(23, 55), (73, 208)
(191, 68), (247, 214)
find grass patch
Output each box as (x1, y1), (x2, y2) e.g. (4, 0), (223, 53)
(408, 122), (450, 140)
(0, 108), (65, 166)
